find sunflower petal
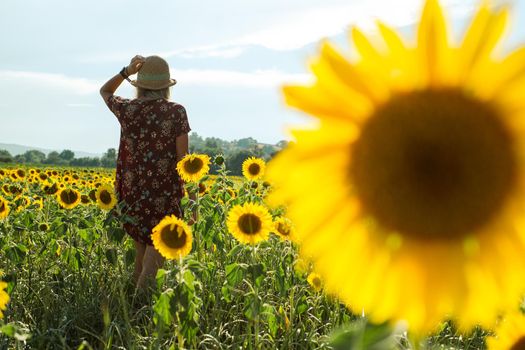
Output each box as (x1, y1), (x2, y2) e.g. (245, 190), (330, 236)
(461, 5), (509, 88)
(311, 41), (387, 103)
(376, 21), (418, 90)
(417, 0), (451, 86)
(282, 84), (370, 123)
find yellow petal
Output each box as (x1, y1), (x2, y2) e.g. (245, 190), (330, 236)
(417, 0), (451, 86)
(314, 41), (387, 104)
(462, 6), (509, 91)
(282, 84), (370, 123)
(376, 21), (418, 90)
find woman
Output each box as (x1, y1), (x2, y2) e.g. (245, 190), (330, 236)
(100, 55), (191, 289)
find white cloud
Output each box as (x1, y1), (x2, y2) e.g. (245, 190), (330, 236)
(162, 45), (245, 59)
(232, 0), (477, 50)
(0, 70), (100, 95)
(171, 68), (312, 88)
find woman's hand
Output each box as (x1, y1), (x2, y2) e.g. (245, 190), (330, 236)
(126, 55), (146, 75)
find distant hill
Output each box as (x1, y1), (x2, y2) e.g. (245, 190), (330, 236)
(0, 143), (102, 158)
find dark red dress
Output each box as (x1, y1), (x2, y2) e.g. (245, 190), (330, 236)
(105, 95), (191, 245)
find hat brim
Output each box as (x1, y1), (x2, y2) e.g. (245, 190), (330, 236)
(130, 78), (177, 90)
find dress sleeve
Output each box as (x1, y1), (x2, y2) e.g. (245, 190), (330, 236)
(174, 105), (191, 137)
(105, 95), (131, 124)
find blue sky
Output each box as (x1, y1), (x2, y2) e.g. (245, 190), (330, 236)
(1, 0), (524, 155)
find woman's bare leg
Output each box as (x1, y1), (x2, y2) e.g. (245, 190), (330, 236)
(133, 241), (147, 284)
(136, 245), (165, 289)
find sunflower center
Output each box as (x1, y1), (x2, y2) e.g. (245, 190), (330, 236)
(99, 190), (112, 204)
(277, 222), (291, 236)
(0, 201), (5, 213)
(351, 89), (516, 241)
(60, 189), (79, 205)
(160, 225), (187, 249)
(184, 158), (204, 174)
(248, 163), (261, 175)
(510, 337), (525, 350)
(238, 214), (262, 235)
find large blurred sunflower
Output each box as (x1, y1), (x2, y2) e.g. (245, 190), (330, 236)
(242, 157), (266, 181)
(56, 188), (81, 209)
(487, 311), (525, 350)
(151, 215), (193, 260)
(95, 185), (117, 210)
(227, 202), (273, 245)
(176, 154), (211, 183)
(267, 0), (525, 332)
(0, 281), (8, 319)
(0, 196), (10, 220)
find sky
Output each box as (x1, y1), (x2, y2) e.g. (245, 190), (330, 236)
(1, 0), (524, 155)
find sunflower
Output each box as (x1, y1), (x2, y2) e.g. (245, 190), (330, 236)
(88, 189), (97, 202)
(44, 182), (59, 195)
(80, 194), (90, 204)
(487, 312), (525, 350)
(226, 202), (273, 245)
(0, 197), (10, 220)
(198, 182), (208, 195)
(307, 272), (323, 292)
(32, 196), (44, 210)
(56, 188), (81, 209)
(0, 281), (8, 319)
(15, 169), (26, 179)
(242, 157), (266, 181)
(266, 0), (525, 332)
(15, 196), (31, 213)
(177, 154), (211, 183)
(95, 185), (117, 210)
(273, 217), (297, 242)
(1, 184), (9, 196)
(151, 215), (193, 260)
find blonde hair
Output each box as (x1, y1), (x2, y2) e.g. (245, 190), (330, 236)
(136, 87), (171, 100)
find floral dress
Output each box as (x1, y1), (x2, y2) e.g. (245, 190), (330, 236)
(105, 95), (191, 245)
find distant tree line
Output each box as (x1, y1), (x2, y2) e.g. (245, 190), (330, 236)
(0, 133), (288, 175)
(188, 132), (287, 175)
(0, 149), (117, 168)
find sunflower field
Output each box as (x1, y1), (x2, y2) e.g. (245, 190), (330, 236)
(0, 160), (494, 349)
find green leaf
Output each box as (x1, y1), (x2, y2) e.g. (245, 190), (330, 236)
(1, 323), (15, 337)
(105, 248), (117, 265)
(221, 286), (232, 303)
(296, 303), (308, 315)
(330, 319), (396, 350)
(153, 289), (174, 326)
(156, 269), (168, 289)
(125, 247), (136, 267)
(108, 227), (125, 243)
(263, 304), (278, 337)
(243, 294), (261, 321)
(183, 270), (196, 292)
(78, 228), (94, 243)
(225, 263), (247, 287)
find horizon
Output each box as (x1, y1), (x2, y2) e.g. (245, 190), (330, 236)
(1, 0), (524, 154)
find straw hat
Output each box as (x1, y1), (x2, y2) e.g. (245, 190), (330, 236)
(131, 55), (177, 90)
